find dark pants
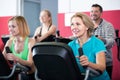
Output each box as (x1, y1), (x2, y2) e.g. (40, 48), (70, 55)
(106, 66), (113, 79)
(20, 72), (35, 80)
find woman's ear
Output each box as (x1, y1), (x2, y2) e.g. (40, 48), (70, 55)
(86, 27), (89, 31)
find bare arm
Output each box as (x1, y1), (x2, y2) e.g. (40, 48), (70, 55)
(2, 39), (12, 56)
(36, 25), (56, 42)
(3, 38), (35, 67)
(80, 52), (106, 72)
(33, 26), (41, 38)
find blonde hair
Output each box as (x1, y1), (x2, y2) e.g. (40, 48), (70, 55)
(71, 12), (94, 37)
(41, 10), (52, 25)
(8, 16), (30, 38)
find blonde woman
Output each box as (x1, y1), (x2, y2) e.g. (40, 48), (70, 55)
(68, 12), (110, 80)
(2, 16), (35, 80)
(33, 10), (56, 42)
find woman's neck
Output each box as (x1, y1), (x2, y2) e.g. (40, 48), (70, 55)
(78, 35), (89, 47)
(15, 36), (24, 42)
(42, 23), (51, 27)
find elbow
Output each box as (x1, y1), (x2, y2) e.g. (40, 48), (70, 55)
(99, 64), (106, 73)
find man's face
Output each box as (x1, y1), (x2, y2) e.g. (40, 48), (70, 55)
(90, 7), (102, 21)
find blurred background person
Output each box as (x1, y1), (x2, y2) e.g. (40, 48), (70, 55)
(33, 9), (56, 42)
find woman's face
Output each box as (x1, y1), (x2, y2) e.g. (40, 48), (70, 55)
(8, 20), (19, 36)
(71, 17), (88, 38)
(39, 11), (50, 23)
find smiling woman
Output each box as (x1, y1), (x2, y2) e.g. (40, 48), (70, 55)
(33, 10), (56, 43)
(2, 16), (35, 80)
(68, 12), (110, 80)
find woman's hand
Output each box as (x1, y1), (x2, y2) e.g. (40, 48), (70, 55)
(35, 36), (42, 42)
(79, 55), (89, 66)
(6, 53), (19, 62)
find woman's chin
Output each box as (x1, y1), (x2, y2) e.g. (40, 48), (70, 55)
(73, 34), (79, 38)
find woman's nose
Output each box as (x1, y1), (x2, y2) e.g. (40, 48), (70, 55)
(8, 27), (12, 32)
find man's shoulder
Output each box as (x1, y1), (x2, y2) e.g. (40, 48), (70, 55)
(101, 19), (114, 29)
(102, 19), (113, 26)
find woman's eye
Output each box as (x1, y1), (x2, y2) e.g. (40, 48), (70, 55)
(12, 25), (16, 28)
(70, 23), (73, 26)
(76, 23), (80, 26)
(9, 25), (15, 28)
(70, 22), (80, 26)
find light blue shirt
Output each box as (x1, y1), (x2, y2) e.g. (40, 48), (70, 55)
(68, 36), (110, 80)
